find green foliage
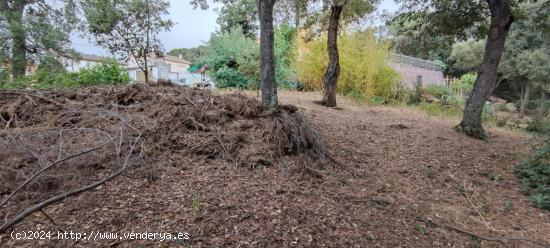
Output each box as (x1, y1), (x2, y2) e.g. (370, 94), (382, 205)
(167, 47), (207, 64)
(1, 0), (79, 79)
(216, 0), (257, 38)
(448, 39), (485, 74)
(1, 58), (130, 89)
(274, 25), (297, 89)
(425, 85), (453, 99)
(417, 102), (463, 117)
(192, 192), (201, 217)
(452, 73), (476, 94)
(31, 56), (78, 89)
(211, 66), (254, 89)
(77, 59), (131, 86)
(393, 86), (416, 104)
(516, 144), (550, 210)
(202, 27), (260, 89)
(202, 26), (298, 89)
(295, 30), (399, 100)
(84, 0), (173, 83)
(527, 117), (550, 134)
(447, 1), (550, 104)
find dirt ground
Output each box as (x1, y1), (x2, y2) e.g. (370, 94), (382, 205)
(1, 86), (549, 247)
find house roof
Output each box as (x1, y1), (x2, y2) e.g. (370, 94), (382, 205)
(70, 53), (128, 66)
(163, 55), (191, 65)
(78, 53), (107, 62)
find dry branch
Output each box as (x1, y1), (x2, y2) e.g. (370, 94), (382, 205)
(0, 136), (116, 209)
(0, 92), (64, 107)
(0, 132), (141, 234)
(441, 222), (550, 248)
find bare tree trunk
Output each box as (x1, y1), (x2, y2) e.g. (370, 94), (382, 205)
(321, 5), (343, 107)
(145, 0), (150, 84)
(7, 2), (27, 79)
(457, 0), (513, 139)
(540, 89), (547, 119)
(258, 0), (278, 108)
(519, 82), (530, 119)
(144, 56), (149, 84)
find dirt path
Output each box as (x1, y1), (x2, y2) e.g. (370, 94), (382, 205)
(2, 90), (549, 248)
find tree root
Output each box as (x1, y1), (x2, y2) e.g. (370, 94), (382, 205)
(454, 124), (488, 141)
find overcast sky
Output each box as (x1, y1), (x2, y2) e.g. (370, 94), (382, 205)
(72, 0), (398, 56)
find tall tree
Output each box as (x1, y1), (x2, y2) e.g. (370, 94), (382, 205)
(84, 0), (173, 84)
(397, 0), (513, 139)
(388, 1), (488, 67)
(457, 0), (513, 139)
(192, 0), (279, 108)
(258, 0), (278, 107)
(321, 0), (377, 107)
(0, 0), (78, 79)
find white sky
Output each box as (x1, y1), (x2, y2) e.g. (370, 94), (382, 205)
(72, 0), (398, 56)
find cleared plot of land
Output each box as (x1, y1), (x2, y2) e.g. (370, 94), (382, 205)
(1, 87), (548, 247)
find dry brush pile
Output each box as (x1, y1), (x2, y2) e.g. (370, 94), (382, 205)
(0, 81), (327, 234)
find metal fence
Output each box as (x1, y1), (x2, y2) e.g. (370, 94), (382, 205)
(388, 53), (443, 72)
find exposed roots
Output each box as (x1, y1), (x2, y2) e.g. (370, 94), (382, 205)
(270, 105), (327, 170)
(455, 124), (488, 141)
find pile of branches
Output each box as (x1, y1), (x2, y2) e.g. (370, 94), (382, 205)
(0, 81), (327, 233)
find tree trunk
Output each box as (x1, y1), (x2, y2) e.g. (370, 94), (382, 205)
(258, 0), (278, 108)
(540, 89), (547, 118)
(7, 2), (27, 79)
(144, 56), (149, 84)
(144, 0), (150, 84)
(519, 82), (530, 119)
(321, 5), (343, 107)
(457, 0), (513, 139)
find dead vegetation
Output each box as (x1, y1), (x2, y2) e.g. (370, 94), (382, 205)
(1, 88), (549, 247)
(0, 81), (326, 236)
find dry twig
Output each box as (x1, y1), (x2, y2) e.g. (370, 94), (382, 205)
(0, 92), (64, 107)
(0, 130), (141, 234)
(0, 136), (116, 208)
(442, 223), (550, 248)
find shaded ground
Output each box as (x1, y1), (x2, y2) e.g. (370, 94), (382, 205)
(1, 87), (549, 247)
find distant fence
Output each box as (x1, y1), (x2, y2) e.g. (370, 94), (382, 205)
(388, 53), (443, 72)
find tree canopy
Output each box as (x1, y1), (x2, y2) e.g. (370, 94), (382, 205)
(0, 0), (80, 78)
(84, 0), (174, 83)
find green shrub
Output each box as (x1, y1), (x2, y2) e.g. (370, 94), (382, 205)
(393, 85), (416, 104)
(1, 58), (130, 89)
(516, 145), (550, 210)
(528, 117), (550, 134)
(201, 27), (260, 89)
(425, 85), (454, 99)
(274, 25), (297, 88)
(370, 96), (387, 105)
(77, 59), (131, 86)
(418, 102), (463, 117)
(345, 90), (367, 103)
(452, 73), (476, 95)
(211, 66), (254, 89)
(0, 68), (8, 82)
